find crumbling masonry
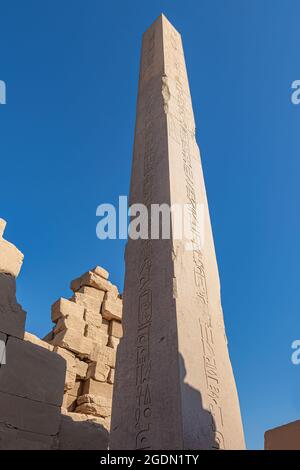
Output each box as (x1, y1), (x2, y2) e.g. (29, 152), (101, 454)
(0, 218), (122, 449)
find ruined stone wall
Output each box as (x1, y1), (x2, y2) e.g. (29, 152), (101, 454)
(0, 218), (123, 449)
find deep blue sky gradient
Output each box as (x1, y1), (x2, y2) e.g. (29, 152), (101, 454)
(1, 0), (300, 449)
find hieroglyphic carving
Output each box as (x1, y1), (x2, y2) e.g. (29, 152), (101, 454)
(164, 22), (225, 449)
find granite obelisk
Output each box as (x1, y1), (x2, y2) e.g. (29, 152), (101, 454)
(110, 14), (245, 450)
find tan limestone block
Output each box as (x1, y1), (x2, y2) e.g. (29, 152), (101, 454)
(0, 273), (26, 338)
(75, 358), (88, 379)
(0, 237), (24, 278)
(86, 361), (110, 382)
(107, 336), (120, 349)
(54, 346), (76, 391)
(52, 328), (93, 358)
(100, 318), (110, 334)
(92, 266), (109, 280)
(91, 345), (116, 368)
(71, 271), (113, 293)
(75, 402), (111, 418)
(109, 319), (123, 338)
(71, 292), (103, 313)
(24, 332), (53, 351)
(51, 297), (84, 323)
(53, 315), (86, 335)
(62, 392), (77, 412)
(84, 309), (103, 329)
(78, 285), (106, 301)
(108, 368), (115, 384)
(82, 379), (113, 400)
(84, 323), (108, 344)
(0, 337), (65, 406)
(68, 380), (83, 398)
(101, 295), (123, 321)
(0, 390), (61, 436)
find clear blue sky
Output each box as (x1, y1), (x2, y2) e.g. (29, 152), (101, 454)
(1, 0), (299, 450)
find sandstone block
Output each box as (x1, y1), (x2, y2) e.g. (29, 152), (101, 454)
(100, 318), (110, 334)
(0, 391), (61, 436)
(102, 296), (122, 321)
(92, 266), (109, 280)
(72, 292), (102, 313)
(54, 346), (76, 391)
(109, 319), (123, 338)
(108, 336), (120, 349)
(84, 324), (108, 344)
(78, 285), (106, 301)
(89, 344), (116, 368)
(75, 358), (88, 379)
(84, 309), (103, 329)
(0, 423), (58, 450)
(82, 379), (113, 400)
(52, 327), (93, 358)
(62, 392), (77, 412)
(53, 315), (86, 336)
(0, 238), (24, 278)
(108, 368), (115, 384)
(68, 380), (83, 398)
(71, 271), (113, 293)
(75, 402), (111, 418)
(51, 297), (84, 323)
(87, 361), (110, 382)
(0, 336), (66, 406)
(58, 413), (108, 450)
(0, 273), (26, 338)
(24, 332), (53, 351)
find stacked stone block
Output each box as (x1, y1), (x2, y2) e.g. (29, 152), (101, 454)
(45, 266), (123, 431)
(0, 219), (66, 450)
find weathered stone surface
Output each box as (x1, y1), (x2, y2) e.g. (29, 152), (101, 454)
(84, 324), (108, 345)
(100, 318), (110, 334)
(71, 271), (113, 293)
(0, 423), (58, 450)
(62, 392), (77, 412)
(78, 285), (106, 301)
(109, 320), (123, 338)
(102, 295), (122, 321)
(68, 380), (83, 398)
(92, 345), (116, 369)
(110, 15), (245, 450)
(0, 233), (24, 278)
(76, 402), (111, 418)
(71, 292), (103, 313)
(82, 379), (113, 399)
(53, 315), (86, 336)
(51, 297), (84, 323)
(265, 420), (300, 450)
(108, 368), (115, 384)
(92, 266), (109, 280)
(84, 309), (103, 329)
(107, 336), (120, 349)
(0, 336), (65, 406)
(24, 332), (53, 351)
(54, 346), (76, 391)
(0, 391), (61, 435)
(0, 273), (26, 338)
(58, 413), (108, 450)
(87, 361), (110, 382)
(75, 358), (88, 379)
(52, 328), (93, 358)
